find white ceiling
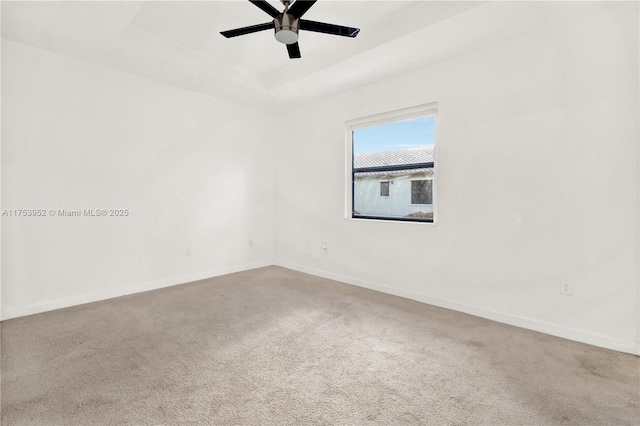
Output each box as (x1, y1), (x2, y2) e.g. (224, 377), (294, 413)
(1, 1), (620, 110)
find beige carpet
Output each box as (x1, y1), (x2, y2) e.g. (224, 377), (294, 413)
(1, 266), (638, 425)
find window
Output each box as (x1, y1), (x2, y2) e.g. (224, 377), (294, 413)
(380, 181), (390, 197)
(411, 180), (432, 204)
(346, 103), (437, 223)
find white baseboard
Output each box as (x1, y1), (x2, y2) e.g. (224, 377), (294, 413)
(0, 261), (273, 321)
(275, 261), (640, 356)
(4, 260), (638, 356)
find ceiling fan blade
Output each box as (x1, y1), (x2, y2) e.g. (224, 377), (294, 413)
(221, 22), (273, 38)
(299, 19), (360, 37)
(249, 0), (281, 18)
(287, 42), (301, 59)
(288, 0), (317, 18)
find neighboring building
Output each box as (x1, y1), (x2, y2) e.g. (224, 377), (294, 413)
(353, 146), (434, 220)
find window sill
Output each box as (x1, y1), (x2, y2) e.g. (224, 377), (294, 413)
(349, 215), (436, 225)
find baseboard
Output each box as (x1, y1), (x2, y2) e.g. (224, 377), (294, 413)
(0, 261), (273, 321)
(4, 260), (638, 356)
(275, 261), (640, 356)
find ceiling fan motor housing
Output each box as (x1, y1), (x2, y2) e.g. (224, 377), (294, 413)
(220, 0), (360, 59)
(274, 13), (299, 44)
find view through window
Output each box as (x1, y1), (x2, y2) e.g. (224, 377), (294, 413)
(350, 110), (435, 222)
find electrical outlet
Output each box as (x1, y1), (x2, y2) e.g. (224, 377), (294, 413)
(249, 239), (253, 247)
(560, 282), (573, 295)
(322, 242), (328, 252)
(186, 248), (192, 257)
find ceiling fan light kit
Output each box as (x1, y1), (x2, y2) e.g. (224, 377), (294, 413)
(221, 0), (360, 59)
(274, 13), (299, 44)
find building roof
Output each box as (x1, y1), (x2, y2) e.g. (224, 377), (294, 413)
(354, 146), (434, 169)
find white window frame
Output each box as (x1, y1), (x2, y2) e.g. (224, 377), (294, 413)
(345, 102), (438, 224)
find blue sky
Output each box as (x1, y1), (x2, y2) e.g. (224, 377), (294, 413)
(353, 115), (435, 154)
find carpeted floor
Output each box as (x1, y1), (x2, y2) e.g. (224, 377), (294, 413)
(1, 266), (638, 425)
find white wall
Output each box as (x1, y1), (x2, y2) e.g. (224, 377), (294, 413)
(1, 40), (276, 319)
(274, 3), (640, 354)
(354, 174), (434, 218)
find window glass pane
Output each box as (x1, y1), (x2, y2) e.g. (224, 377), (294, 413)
(380, 181), (389, 197)
(411, 180), (432, 204)
(352, 114), (435, 222)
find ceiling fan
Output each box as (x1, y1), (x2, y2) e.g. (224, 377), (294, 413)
(221, 0), (360, 59)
